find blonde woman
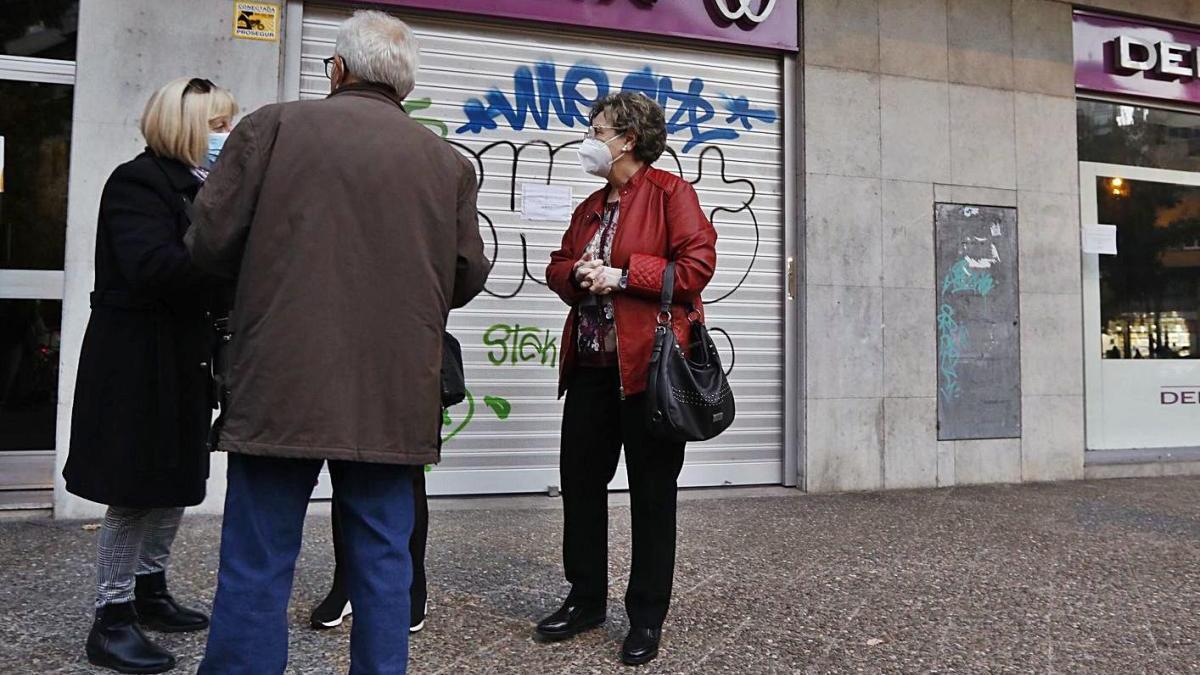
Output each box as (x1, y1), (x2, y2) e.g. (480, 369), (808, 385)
(63, 77), (237, 675)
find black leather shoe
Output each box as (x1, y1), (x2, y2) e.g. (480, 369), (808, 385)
(133, 572), (209, 633)
(621, 627), (661, 666)
(534, 602), (605, 641)
(86, 602), (176, 674)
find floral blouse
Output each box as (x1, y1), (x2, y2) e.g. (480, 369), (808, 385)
(576, 201), (619, 366)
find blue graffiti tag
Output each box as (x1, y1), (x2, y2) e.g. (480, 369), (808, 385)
(937, 303), (965, 401)
(941, 259), (995, 298)
(457, 62), (777, 154)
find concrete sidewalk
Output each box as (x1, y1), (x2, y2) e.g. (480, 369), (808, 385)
(1, 477), (1197, 674)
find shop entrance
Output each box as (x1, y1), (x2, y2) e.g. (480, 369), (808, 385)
(1080, 161), (1200, 451)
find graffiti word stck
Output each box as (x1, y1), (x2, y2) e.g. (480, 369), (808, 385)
(521, 183), (573, 222)
(484, 324), (559, 367)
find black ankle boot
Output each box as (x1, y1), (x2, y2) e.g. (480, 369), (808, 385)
(310, 584), (352, 629)
(133, 572), (209, 633)
(86, 602), (176, 674)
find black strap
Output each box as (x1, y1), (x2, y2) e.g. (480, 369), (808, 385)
(659, 262), (676, 316)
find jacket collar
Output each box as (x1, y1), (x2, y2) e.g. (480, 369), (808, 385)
(144, 149), (201, 193)
(328, 81), (406, 110)
(588, 163), (653, 220)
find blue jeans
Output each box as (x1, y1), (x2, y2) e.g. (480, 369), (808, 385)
(198, 453), (415, 675)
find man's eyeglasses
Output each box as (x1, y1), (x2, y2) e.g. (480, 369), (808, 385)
(323, 56), (337, 80)
(183, 78), (215, 98)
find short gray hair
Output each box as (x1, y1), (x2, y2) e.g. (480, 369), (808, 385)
(335, 10), (420, 98)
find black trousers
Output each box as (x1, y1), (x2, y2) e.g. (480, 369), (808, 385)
(331, 466), (427, 613)
(560, 367), (686, 629)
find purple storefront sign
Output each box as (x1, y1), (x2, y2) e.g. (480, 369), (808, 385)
(1075, 10), (1200, 105)
(328, 0), (798, 52)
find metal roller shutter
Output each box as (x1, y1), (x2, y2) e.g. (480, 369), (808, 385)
(299, 5), (785, 495)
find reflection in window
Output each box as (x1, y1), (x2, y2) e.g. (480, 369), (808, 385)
(1079, 99), (1200, 174)
(1097, 177), (1200, 360)
(0, 300), (61, 451)
(0, 79), (73, 270)
(0, 1), (79, 60)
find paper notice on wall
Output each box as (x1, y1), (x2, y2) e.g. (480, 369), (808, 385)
(1082, 224), (1118, 255)
(234, 2), (280, 41)
(521, 183), (573, 222)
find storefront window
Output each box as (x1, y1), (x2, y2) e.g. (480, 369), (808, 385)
(0, 300), (60, 451)
(1096, 176), (1200, 360)
(0, 1), (79, 60)
(1078, 99), (1200, 174)
(0, 79), (72, 271)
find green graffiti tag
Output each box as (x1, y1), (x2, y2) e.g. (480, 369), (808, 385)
(441, 389), (511, 445)
(483, 323), (558, 367)
(401, 97), (448, 137)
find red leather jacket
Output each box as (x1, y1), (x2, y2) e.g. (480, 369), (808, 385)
(547, 164), (718, 398)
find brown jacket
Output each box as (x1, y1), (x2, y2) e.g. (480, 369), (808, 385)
(187, 84), (489, 465)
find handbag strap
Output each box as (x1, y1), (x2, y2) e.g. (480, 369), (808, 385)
(658, 262), (675, 326)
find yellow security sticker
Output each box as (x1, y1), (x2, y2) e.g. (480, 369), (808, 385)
(234, 2), (280, 42)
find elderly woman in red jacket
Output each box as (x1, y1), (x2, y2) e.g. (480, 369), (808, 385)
(538, 92), (717, 667)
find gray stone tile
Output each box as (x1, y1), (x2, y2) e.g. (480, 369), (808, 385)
(937, 440), (957, 486)
(1162, 462), (1200, 477)
(1012, 0), (1074, 96)
(1017, 190), (1082, 295)
(933, 184), (1018, 208)
(1016, 92), (1078, 195)
(805, 173), (883, 287)
(806, 285), (884, 400)
(1084, 463), (1163, 480)
(1021, 395), (1085, 482)
(806, 398), (884, 492)
(804, 66), (881, 179)
(884, 287), (936, 398)
(881, 76), (951, 183)
(804, 0), (880, 72)
(883, 397), (938, 489)
(883, 179), (935, 290)
(955, 438), (1022, 484)
(1020, 293), (1084, 396)
(948, 0), (1015, 90)
(949, 84), (1017, 190)
(880, 0), (949, 81)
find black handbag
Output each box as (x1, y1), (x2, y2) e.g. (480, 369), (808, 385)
(441, 331), (466, 408)
(645, 262), (735, 442)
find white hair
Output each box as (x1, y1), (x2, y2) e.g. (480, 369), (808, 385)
(335, 10), (420, 98)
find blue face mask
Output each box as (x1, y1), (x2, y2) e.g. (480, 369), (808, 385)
(205, 132), (230, 168)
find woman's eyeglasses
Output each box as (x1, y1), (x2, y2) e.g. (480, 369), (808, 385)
(584, 125), (621, 140)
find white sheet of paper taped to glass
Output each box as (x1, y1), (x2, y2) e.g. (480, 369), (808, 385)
(1082, 224), (1118, 255)
(521, 183), (573, 222)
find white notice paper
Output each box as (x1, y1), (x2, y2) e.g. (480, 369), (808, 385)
(521, 183), (572, 222)
(1082, 224), (1118, 255)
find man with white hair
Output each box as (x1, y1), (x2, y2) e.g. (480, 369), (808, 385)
(188, 10), (488, 674)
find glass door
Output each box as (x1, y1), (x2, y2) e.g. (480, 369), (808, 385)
(1080, 162), (1200, 451)
(0, 2), (78, 508)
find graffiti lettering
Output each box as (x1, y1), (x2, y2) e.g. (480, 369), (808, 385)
(941, 258), (995, 298)
(442, 389), (512, 445)
(484, 323), (559, 367)
(457, 62), (777, 154)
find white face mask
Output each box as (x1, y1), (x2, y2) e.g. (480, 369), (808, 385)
(577, 135), (625, 178)
(205, 132), (231, 169)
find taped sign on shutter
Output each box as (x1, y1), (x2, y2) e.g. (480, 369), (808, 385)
(234, 2), (280, 42)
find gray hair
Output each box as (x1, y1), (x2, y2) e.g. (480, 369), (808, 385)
(335, 10), (420, 98)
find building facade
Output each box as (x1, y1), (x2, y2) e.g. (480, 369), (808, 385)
(0, 0), (1195, 518)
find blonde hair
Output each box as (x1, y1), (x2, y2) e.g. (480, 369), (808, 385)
(140, 78), (239, 167)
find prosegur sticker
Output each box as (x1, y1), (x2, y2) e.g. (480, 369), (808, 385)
(234, 2), (280, 42)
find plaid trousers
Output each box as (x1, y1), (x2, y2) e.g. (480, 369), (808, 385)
(94, 506), (184, 608)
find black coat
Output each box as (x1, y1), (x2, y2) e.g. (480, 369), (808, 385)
(63, 151), (221, 508)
